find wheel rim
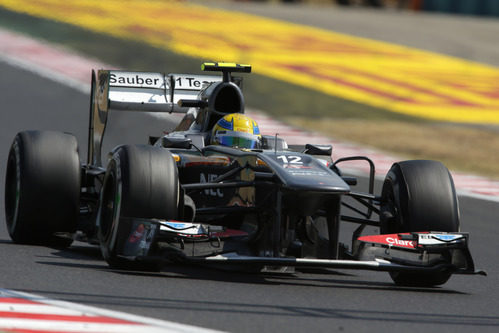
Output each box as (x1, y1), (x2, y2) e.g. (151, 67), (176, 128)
(381, 179), (401, 234)
(100, 172), (117, 242)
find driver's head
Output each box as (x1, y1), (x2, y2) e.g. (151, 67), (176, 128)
(211, 113), (261, 149)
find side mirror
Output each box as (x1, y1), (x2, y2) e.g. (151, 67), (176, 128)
(148, 136), (160, 145)
(161, 136), (192, 149)
(303, 144), (332, 156)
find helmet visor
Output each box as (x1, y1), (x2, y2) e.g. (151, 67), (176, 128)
(214, 130), (261, 149)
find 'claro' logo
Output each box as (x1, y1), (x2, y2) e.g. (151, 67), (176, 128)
(385, 237), (414, 247)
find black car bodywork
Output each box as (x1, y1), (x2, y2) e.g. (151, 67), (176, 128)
(5, 63), (485, 286)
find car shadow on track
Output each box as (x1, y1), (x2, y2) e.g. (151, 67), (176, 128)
(38, 246), (468, 295)
(14, 287), (499, 328)
(3, 240), (469, 295)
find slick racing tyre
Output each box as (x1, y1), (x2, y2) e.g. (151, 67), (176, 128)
(5, 131), (80, 247)
(97, 145), (179, 271)
(380, 160), (460, 287)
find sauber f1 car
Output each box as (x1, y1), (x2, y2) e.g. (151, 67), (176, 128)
(4, 62), (485, 287)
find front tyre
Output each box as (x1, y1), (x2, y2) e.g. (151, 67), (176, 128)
(97, 145), (179, 270)
(380, 160), (460, 287)
(4, 131), (80, 247)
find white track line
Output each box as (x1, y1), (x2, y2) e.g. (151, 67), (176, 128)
(1, 26), (498, 203)
(0, 289), (223, 333)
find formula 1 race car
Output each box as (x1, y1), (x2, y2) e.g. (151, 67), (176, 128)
(4, 62), (485, 287)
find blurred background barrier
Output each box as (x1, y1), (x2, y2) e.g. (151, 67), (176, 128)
(238, 0), (499, 17)
(422, 0), (499, 16)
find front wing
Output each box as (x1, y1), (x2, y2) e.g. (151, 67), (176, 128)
(118, 218), (485, 277)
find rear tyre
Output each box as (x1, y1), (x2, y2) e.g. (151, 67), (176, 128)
(97, 145), (179, 271)
(380, 160), (460, 287)
(5, 131), (80, 247)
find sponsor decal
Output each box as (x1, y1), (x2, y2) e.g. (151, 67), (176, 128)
(123, 221), (156, 256)
(127, 223), (145, 243)
(283, 164), (312, 169)
(418, 233), (464, 246)
(160, 221), (248, 239)
(385, 236), (415, 248)
(200, 173), (224, 198)
(174, 75), (220, 90)
(109, 72), (164, 88)
(164, 221), (189, 229)
(358, 234), (416, 249)
(431, 234), (463, 242)
(285, 169), (329, 177)
(160, 221), (206, 236)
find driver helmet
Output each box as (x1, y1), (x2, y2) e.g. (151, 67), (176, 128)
(211, 113), (261, 149)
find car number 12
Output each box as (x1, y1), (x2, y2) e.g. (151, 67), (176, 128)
(277, 155), (302, 164)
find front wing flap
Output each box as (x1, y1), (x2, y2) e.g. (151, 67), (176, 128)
(353, 232), (485, 275)
(187, 232), (485, 276)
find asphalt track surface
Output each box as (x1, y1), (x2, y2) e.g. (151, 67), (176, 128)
(0, 60), (498, 332)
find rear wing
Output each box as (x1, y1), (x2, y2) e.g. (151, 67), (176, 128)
(87, 70), (222, 166)
(104, 71), (222, 112)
